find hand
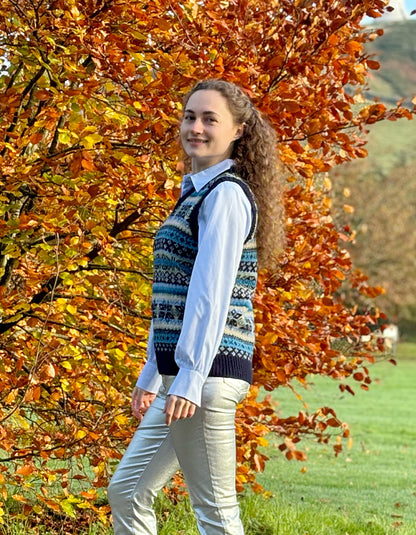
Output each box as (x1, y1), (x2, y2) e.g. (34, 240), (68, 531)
(163, 395), (196, 426)
(131, 386), (156, 420)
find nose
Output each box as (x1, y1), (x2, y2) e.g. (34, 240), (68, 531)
(191, 117), (204, 134)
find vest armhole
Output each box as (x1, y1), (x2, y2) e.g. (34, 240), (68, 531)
(189, 174), (258, 244)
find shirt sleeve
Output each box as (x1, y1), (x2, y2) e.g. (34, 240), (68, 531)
(166, 182), (253, 406)
(135, 320), (162, 393)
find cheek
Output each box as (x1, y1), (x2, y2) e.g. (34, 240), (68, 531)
(223, 133), (237, 150)
(179, 124), (187, 143)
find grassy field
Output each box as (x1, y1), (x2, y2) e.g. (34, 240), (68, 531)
(252, 344), (416, 534)
(364, 118), (416, 178)
(2, 344), (415, 534)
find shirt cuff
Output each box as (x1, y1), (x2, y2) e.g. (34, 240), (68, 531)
(167, 368), (205, 407)
(135, 360), (162, 394)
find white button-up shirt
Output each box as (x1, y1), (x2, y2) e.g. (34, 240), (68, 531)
(136, 159), (254, 406)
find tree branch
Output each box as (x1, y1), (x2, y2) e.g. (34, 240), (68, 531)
(0, 66), (46, 156)
(0, 206), (148, 334)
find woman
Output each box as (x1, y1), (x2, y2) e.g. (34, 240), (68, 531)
(108, 79), (284, 535)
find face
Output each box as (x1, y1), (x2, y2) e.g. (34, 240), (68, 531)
(180, 90), (244, 173)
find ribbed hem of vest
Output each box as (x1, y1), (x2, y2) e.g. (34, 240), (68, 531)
(156, 351), (253, 384)
(209, 353), (253, 384)
(156, 352), (180, 375)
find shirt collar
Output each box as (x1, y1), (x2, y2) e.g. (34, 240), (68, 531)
(182, 159), (234, 195)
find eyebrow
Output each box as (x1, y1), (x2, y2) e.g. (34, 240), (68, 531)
(184, 109), (220, 117)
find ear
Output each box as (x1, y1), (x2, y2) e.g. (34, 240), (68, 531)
(234, 123), (245, 140)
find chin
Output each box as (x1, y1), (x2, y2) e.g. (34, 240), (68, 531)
(187, 147), (208, 158)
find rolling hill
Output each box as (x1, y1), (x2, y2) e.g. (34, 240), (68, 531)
(361, 19), (416, 175)
(365, 19), (416, 105)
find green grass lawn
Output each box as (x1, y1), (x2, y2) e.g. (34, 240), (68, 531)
(2, 344), (416, 534)
(364, 118), (416, 177)
(251, 344), (416, 534)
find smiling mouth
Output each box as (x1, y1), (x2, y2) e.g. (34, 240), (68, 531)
(187, 138), (208, 144)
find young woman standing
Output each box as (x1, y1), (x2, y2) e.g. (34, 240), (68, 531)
(108, 79), (284, 535)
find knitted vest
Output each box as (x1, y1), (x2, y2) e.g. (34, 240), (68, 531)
(152, 170), (258, 383)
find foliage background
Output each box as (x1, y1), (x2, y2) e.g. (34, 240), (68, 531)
(332, 18), (416, 325)
(0, 0), (414, 524)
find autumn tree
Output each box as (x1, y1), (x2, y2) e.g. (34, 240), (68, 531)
(0, 0), (414, 524)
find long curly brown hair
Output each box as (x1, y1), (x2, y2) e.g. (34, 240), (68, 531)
(183, 79), (285, 270)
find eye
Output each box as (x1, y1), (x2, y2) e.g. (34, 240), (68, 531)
(206, 117), (217, 123)
(184, 113), (194, 121)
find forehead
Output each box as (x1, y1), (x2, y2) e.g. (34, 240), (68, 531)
(185, 90), (232, 116)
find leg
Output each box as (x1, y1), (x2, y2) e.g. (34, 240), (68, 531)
(171, 377), (249, 535)
(107, 383), (180, 535)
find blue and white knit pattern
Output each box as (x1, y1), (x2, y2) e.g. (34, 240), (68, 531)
(152, 170), (258, 384)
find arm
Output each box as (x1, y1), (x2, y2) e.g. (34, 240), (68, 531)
(133, 321), (162, 419)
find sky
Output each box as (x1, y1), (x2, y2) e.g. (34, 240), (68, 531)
(383, 0), (415, 18)
(405, 0), (416, 13)
(400, 0), (415, 16)
(364, 0), (415, 24)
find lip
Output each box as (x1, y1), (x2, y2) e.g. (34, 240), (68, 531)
(187, 138), (208, 145)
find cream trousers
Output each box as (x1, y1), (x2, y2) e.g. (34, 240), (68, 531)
(107, 376), (249, 535)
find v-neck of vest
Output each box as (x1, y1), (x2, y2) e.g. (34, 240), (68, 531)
(175, 170), (239, 209)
